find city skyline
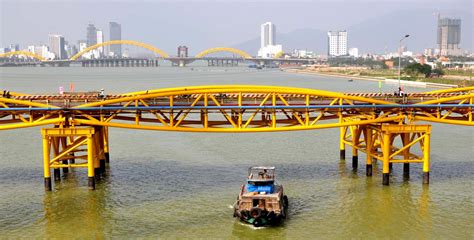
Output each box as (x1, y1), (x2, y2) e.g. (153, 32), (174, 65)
(1, 0), (472, 55)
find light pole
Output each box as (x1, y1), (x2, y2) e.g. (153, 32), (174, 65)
(398, 34), (410, 89)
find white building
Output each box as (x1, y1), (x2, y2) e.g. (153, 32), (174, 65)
(348, 48), (359, 58)
(78, 41), (88, 52)
(401, 51), (413, 57)
(258, 22), (283, 58)
(261, 22), (275, 47)
(424, 48), (436, 57)
(28, 45), (53, 59)
(327, 31), (348, 56)
(292, 49), (315, 58)
(96, 29), (104, 57)
(48, 34), (67, 59)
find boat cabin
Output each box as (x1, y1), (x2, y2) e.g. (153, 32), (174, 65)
(246, 167), (275, 194)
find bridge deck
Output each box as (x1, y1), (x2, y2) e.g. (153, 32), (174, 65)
(9, 91), (468, 107)
(1, 86), (473, 132)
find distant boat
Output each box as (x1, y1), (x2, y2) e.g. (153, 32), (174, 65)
(348, 79), (354, 82)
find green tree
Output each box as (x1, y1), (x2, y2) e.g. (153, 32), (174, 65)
(404, 63), (432, 77)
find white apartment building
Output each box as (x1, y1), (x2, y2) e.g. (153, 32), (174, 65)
(28, 45), (53, 59)
(48, 34), (67, 59)
(96, 29), (104, 57)
(258, 22), (283, 58)
(327, 31), (348, 56)
(348, 48), (359, 58)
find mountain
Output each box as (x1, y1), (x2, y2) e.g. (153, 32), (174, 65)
(233, 10), (473, 55)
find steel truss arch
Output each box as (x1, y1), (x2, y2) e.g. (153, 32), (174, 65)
(0, 51), (46, 61)
(69, 40), (170, 60)
(195, 48), (252, 59)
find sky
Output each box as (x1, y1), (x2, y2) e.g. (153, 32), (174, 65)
(0, 0), (472, 55)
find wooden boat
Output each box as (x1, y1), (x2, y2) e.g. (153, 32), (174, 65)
(233, 167), (288, 227)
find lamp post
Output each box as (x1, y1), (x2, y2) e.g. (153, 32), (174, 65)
(398, 34), (410, 89)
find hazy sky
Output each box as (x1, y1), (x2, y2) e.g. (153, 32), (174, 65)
(1, 0), (472, 54)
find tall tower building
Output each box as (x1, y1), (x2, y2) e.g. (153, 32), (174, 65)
(261, 22), (276, 48)
(437, 17), (462, 56)
(109, 22), (122, 57)
(48, 34), (67, 59)
(327, 31), (348, 57)
(258, 22), (282, 58)
(177, 46), (188, 57)
(96, 29), (104, 57)
(86, 24), (97, 47)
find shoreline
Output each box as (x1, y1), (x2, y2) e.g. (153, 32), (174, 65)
(283, 68), (458, 89)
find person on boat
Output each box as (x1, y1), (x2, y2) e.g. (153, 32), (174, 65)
(99, 88), (105, 99)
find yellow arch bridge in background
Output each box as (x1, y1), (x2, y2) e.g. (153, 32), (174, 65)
(0, 41), (254, 62)
(69, 40), (171, 60)
(0, 51), (46, 61)
(194, 47), (252, 59)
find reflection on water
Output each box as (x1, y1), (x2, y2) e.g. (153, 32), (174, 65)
(0, 67), (473, 238)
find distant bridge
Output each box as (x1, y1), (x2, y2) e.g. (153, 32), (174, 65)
(0, 40), (319, 67)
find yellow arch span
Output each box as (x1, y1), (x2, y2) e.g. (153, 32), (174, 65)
(195, 47), (252, 59)
(425, 86), (474, 94)
(69, 40), (170, 60)
(0, 51), (46, 61)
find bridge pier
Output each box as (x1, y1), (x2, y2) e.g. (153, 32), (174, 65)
(365, 127), (373, 176)
(41, 127), (109, 191)
(342, 123), (431, 185)
(339, 124), (346, 160)
(402, 133), (410, 180)
(351, 125), (361, 171)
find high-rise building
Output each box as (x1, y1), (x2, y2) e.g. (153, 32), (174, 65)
(9, 44), (20, 52)
(96, 29), (104, 57)
(28, 45), (52, 59)
(261, 22), (276, 48)
(109, 22), (122, 57)
(78, 40), (87, 52)
(327, 31), (348, 57)
(258, 22), (282, 58)
(437, 17), (462, 56)
(48, 34), (67, 59)
(65, 41), (78, 59)
(424, 48), (435, 57)
(86, 24), (97, 47)
(177, 46), (188, 57)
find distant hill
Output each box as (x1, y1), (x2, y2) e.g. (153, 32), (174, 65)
(233, 10), (473, 55)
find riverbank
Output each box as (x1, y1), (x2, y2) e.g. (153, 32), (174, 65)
(283, 68), (460, 89)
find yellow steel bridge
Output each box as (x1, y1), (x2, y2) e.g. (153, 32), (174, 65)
(1, 85), (473, 190)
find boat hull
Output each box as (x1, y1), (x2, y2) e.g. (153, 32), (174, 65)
(233, 195), (288, 227)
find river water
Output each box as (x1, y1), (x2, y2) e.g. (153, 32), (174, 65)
(0, 67), (473, 239)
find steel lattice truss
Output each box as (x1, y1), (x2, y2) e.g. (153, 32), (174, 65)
(1, 86), (473, 131)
